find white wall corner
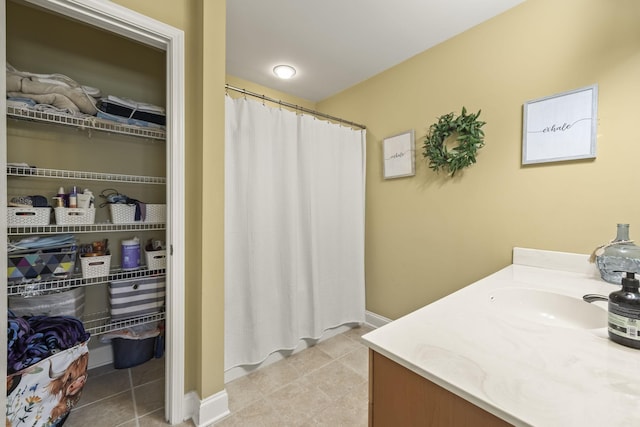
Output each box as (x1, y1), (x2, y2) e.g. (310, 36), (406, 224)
(184, 389), (230, 427)
(365, 310), (391, 328)
(87, 344), (112, 370)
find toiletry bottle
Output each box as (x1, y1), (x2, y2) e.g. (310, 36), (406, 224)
(83, 189), (94, 208)
(121, 236), (141, 270)
(57, 186), (66, 207)
(77, 189), (94, 209)
(608, 272), (640, 349)
(69, 186), (78, 208)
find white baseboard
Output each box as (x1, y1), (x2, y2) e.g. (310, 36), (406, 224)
(365, 310), (391, 328)
(184, 389), (230, 427)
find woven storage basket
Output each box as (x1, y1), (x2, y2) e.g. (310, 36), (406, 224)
(80, 254), (112, 278)
(145, 204), (166, 223)
(109, 204), (137, 224)
(7, 207), (51, 226)
(145, 250), (166, 270)
(54, 207), (96, 225)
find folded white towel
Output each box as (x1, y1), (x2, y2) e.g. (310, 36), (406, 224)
(7, 63), (101, 97)
(6, 63), (100, 114)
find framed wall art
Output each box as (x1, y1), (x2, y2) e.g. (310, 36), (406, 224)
(383, 129), (415, 179)
(522, 84), (598, 165)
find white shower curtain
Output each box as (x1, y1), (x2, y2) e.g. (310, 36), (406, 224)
(224, 96), (366, 370)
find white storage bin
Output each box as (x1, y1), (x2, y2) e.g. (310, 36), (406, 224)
(80, 254), (112, 278)
(54, 207), (96, 225)
(109, 204), (137, 224)
(145, 249), (166, 270)
(145, 204), (166, 223)
(7, 207), (51, 226)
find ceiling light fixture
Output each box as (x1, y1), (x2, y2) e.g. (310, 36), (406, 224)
(273, 64), (296, 79)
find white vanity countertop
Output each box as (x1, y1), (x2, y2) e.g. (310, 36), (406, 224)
(362, 247), (640, 427)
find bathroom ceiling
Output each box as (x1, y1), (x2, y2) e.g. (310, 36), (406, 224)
(226, 0), (525, 102)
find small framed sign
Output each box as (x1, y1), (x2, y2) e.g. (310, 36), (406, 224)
(522, 84), (598, 165)
(383, 130), (415, 179)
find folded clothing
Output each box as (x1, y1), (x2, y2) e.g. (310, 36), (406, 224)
(6, 96), (37, 109)
(9, 195), (49, 207)
(8, 234), (76, 253)
(96, 110), (165, 129)
(98, 96), (165, 126)
(103, 94), (164, 114)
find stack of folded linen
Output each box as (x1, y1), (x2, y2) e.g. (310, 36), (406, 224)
(6, 63), (166, 129)
(96, 95), (165, 128)
(6, 63), (100, 116)
(8, 234), (76, 253)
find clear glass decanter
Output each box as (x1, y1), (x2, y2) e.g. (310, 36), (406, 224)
(595, 224), (640, 284)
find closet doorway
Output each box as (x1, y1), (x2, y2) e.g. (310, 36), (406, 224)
(1, 0), (186, 423)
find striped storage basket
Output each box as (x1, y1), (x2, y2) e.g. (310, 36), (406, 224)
(108, 276), (165, 321)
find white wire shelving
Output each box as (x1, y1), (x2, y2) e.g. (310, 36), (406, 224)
(7, 165), (166, 185)
(6, 106), (167, 337)
(8, 269), (166, 336)
(7, 105), (166, 141)
(8, 222), (165, 235)
(7, 268), (166, 296)
(7, 159), (166, 235)
(83, 311), (165, 336)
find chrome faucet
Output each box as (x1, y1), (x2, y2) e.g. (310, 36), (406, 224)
(583, 294), (609, 303)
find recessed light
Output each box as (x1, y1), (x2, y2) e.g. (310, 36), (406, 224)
(273, 64), (296, 79)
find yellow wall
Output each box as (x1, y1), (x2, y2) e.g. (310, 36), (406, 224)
(199, 0), (226, 398)
(43, 0), (639, 408)
(318, 0), (640, 319)
(110, 0), (226, 398)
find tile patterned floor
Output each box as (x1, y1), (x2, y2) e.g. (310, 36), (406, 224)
(64, 325), (372, 427)
(214, 325), (373, 426)
(65, 356), (193, 427)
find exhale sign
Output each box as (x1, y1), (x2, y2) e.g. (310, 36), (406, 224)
(383, 130), (415, 179)
(522, 84), (598, 165)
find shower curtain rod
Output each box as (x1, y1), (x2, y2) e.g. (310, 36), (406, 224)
(225, 84), (366, 130)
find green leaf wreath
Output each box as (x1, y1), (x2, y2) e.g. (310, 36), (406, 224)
(422, 107), (486, 177)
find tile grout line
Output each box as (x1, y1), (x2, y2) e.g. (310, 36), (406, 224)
(128, 367), (141, 427)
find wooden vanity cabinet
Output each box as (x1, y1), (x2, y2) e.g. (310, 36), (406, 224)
(368, 350), (512, 427)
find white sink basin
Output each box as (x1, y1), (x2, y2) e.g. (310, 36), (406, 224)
(487, 288), (607, 329)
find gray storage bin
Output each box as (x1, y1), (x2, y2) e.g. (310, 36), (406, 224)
(9, 287), (85, 319)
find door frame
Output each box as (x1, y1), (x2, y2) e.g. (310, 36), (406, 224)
(1, 0), (186, 423)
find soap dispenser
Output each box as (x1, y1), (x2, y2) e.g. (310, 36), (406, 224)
(608, 272), (640, 349)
